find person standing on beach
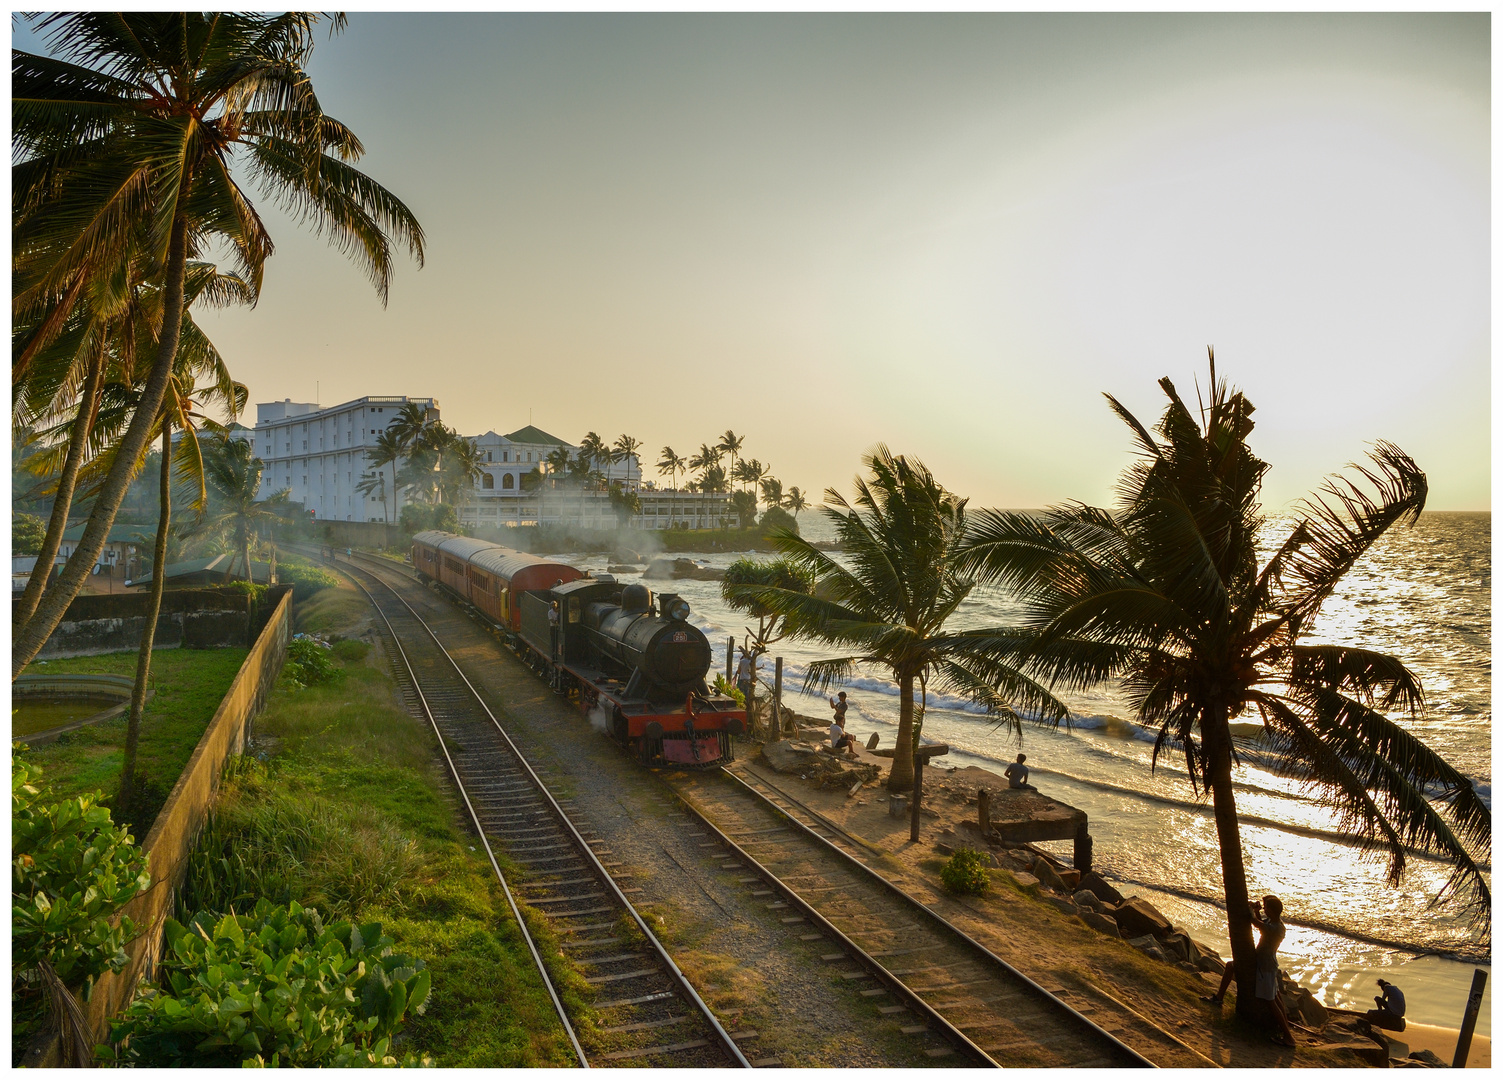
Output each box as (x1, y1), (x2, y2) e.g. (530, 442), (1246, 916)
(1202, 894), (1297, 1047)
(829, 691), (848, 725)
(736, 650), (754, 703)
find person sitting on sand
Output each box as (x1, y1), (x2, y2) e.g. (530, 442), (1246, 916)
(1365, 979), (1406, 1032)
(1004, 753), (1031, 789)
(828, 713), (857, 757)
(1202, 895), (1298, 1047)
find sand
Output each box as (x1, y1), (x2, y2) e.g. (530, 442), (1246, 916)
(740, 729), (1491, 1068)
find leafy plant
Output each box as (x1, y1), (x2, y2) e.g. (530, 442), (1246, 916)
(332, 639), (371, 665)
(13, 511), (47, 558)
(283, 639), (340, 689)
(276, 557), (340, 602)
(939, 847), (991, 896)
(221, 580), (268, 603)
(711, 673), (745, 707)
(101, 899), (431, 1067)
(12, 755), (151, 997)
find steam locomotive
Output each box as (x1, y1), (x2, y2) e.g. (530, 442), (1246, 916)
(410, 531), (743, 768)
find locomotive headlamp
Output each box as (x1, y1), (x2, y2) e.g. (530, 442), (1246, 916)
(669, 598), (691, 621)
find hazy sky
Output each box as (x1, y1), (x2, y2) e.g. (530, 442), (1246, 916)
(20, 14), (1489, 510)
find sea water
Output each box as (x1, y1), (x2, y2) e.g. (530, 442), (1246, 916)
(560, 510), (1490, 1035)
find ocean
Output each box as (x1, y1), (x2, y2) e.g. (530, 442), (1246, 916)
(558, 509), (1491, 1035)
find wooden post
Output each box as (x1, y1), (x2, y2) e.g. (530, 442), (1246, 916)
(773, 657), (784, 734)
(977, 788), (990, 837)
(1453, 968), (1488, 1068)
(726, 637), (734, 684)
(910, 753), (924, 843)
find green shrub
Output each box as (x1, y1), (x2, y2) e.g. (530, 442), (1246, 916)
(221, 580), (268, 602)
(12, 755), (151, 998)
(939, 847), (991, 896)
(100, 899), (431, 1067)
(711, 673), (745, 707)
(332, 639), (370, 665)
(283, 638), (340, 688)
(277, 557), (340, 602)
(13, 511), (46, 558)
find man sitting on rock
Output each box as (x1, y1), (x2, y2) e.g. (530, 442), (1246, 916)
(1364, 979), (1406, 1032)
(1003, 753), (1031, 789)
(1201, 894), (1298, 1048)
(828, 713), (857, 757)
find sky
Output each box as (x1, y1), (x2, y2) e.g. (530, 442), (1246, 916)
(17, 13), (1490, 510)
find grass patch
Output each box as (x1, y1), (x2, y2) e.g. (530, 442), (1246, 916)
(172, 586), (575, 1066)
(15, 648), (249, 834)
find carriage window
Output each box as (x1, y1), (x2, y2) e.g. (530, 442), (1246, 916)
(568, 599), (581, 624)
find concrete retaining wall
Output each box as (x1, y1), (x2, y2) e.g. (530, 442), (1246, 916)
(313, 519), (405, 549)
(21, 588), (294, 1065)
(17, 585), (292, 659)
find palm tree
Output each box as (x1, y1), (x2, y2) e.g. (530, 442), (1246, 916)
(658, 446), (685, 527)
(439, 432), (485, 507)
(364, 428), (405, 524)
(785, 487), (809, 518)
(717, 429), (745, 486)
(956, 360), (1490, 1019)
(613, 434), (642, 490)
(545, 446), (573, 490)
(579, 432), (609, 486)
(730, 446), (1066, 791)
(689, 443), (723, 486)
(759, 476), (784, 511)
(12, 12), (424, 678)
(355, 469), (387, 521)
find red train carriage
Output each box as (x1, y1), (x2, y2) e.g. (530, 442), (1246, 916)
(410, 531), (583, 629)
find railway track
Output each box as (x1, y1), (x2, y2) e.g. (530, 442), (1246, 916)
(331, 554), (751, 1068)
(667, 768), (1156, 1068)
(320, 547), (1156, 1067)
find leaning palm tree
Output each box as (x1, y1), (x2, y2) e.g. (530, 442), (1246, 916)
(759, 476), (784, 512)
(730, 446), (1068, 792)
(364, 428), (405, 524)
(354, 469), (387, 521)
(785, 487), (809, 518)
(12, 12), (424, 678)
(956, 359), (1491, 1019)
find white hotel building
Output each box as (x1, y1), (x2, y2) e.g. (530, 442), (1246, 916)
(251, 397), (735, 529)
(250, 396), (437, 521)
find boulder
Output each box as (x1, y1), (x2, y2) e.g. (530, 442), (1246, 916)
(1125, 934), (1158, 950)
(1291, 988), (1328, 1029)
(1080, 909), (1121, 938)
(1189, 940), (1226, 974)
(1079, 871), (1125, 906)
(762, 739), (821, 774)
(1176, 961), (1201, 974)
(1407, 1050), (1445, 1067)
(1160, 930), (1193, 963)
(1072, 889), (1103, 912)
(1010, 872), (1039, 890)
(1141, 945), (1166, 962)
(935, 842), (955, 856)
(1031, 857), (1069, 894)
(1047, 896), (1079, 917)
(1058, 869), (1082, 892)
(1114, 896), (1173, 939)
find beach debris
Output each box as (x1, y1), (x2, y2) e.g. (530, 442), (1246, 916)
(887, 793), (909, 819)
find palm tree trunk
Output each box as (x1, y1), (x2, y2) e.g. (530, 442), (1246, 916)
(120, 421), (171, 810)
(240, 520), (252, 584)
(15, 354), (107, 635)
(13, 216), (191, 680)
(1205, 709), (1259, 1020)
(887, 670), (916, 792)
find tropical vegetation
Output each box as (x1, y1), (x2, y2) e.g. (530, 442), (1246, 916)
(954, 360), (1491, 1018)
(12, 11), (424, 679)
(728, 446), (1068, 791)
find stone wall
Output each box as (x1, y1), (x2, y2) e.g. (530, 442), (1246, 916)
(313, 519), (405, 550)
(15, 585), (291, 659)
(21, 588), (294, 1066)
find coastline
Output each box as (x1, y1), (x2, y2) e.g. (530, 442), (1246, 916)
(737, 724), (1490, 1067)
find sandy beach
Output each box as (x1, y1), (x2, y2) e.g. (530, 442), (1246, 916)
(731, 725), (1490, 1069)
